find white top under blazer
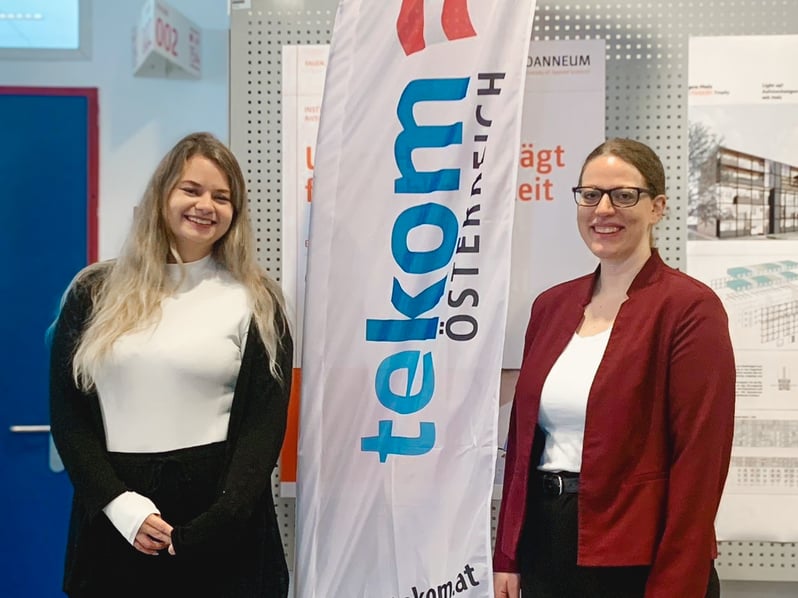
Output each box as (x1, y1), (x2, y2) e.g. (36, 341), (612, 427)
(536, 327), (612, 473)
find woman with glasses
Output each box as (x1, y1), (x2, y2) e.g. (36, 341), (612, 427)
(49, 133), (292, 597)
(493, 138), (735, 598)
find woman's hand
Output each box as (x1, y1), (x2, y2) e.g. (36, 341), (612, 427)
(494, 572), (521, 598)
(133, 513), (173, 556)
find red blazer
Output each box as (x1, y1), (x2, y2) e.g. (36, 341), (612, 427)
(494, 251), (735, 597)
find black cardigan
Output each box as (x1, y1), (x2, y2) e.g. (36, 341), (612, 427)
(49, 268), (292, 596)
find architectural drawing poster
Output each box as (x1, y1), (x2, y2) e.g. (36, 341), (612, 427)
(687, 35), (798, 542)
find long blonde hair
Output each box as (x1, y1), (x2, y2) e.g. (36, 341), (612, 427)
(72, 132), (287, 390)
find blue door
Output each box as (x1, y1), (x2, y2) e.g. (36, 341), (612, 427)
(0, 87), (98, 597)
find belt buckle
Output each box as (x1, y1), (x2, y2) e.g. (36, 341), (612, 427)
(554, 474), (563, 496)
(543, 473), (563, 496)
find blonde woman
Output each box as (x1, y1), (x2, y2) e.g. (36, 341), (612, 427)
(49, 132), (292, 597)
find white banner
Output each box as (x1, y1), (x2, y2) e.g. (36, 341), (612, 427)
(296, 1), (536, 596)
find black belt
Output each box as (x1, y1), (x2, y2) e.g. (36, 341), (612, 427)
(540, 472), (579, 496)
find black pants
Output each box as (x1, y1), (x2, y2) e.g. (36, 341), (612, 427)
(518, 475), (720, 598)
(71, 442), (227, 598)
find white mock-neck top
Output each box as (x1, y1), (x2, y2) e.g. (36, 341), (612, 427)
(94, 255), (252, 453)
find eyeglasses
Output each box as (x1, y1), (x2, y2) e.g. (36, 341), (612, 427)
(572, 186), (653, 208)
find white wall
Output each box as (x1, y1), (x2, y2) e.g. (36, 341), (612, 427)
(0, 0), (230, 259)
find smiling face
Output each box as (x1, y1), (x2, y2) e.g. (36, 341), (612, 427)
(577, 154), (666, 268)
(165, 155), (234, 262)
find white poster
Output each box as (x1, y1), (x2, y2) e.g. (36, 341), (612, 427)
(295, 1), (536, 596)
(495, 39), (605, 494)
(280, 46), (329, 494)
(687, 35), (798, 542)
(502, 39), (605, 368)
(282, 45), (328, 372)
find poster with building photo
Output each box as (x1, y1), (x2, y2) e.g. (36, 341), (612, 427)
(687, 35), (798, 542)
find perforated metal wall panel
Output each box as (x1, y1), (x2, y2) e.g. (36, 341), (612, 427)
(230, 0), (798, 586)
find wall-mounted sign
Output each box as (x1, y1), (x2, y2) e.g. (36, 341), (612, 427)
(133, 0), (201, 79)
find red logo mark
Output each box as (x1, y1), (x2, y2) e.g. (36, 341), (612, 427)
(397, 0), (477, 56)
